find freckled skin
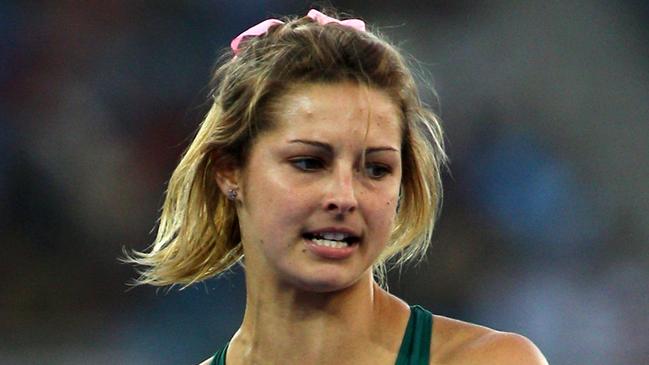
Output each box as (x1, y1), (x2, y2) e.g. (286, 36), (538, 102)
(232, 82), (403, 293)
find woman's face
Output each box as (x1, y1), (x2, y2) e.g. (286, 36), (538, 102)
(232, 82), (403, 292)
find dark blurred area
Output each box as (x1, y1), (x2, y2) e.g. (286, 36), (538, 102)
(1, 1), (648, 364)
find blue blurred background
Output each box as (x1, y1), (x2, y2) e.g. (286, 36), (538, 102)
(2, 1), (648, 364)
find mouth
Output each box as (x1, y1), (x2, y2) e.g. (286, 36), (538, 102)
(302, 231), (361, 249)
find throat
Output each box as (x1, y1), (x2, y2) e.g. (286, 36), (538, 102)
(234, 281), (393, 364)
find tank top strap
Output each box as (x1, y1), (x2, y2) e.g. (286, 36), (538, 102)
(210, 342), (228, 365)
(395, 305), (433, 365)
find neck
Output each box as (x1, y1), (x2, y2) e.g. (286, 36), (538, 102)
(229, 272), (408, 365)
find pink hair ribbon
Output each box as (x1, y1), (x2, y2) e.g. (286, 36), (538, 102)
(230, 18), (284, 55)
(305, 9), (365, 31)
(230, 9), (365, 55)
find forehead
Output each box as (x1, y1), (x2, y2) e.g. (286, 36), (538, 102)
(267, 82), (402, 144)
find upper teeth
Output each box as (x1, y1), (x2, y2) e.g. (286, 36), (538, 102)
(319, 232), (348, 241)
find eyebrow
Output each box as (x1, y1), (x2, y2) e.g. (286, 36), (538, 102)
(287, 139), (400, 154)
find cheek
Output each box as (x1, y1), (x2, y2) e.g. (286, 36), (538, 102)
(246, 174), (313, 227)
(367, 193), (399, 234)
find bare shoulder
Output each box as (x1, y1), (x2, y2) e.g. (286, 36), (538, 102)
(461, 331), (548, 365)
(431, 315), (548, 365)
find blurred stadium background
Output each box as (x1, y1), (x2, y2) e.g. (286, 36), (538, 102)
(1, 1), (648, 364)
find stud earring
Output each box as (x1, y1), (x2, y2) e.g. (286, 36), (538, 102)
(227, 188), (238, 201)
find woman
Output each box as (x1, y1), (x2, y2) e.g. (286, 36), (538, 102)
(126, 9), (548, 365)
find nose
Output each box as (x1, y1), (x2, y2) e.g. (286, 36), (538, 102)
(323, 166), (358, 216)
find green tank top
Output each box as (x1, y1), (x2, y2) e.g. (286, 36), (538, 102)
(210, 305), (432, 365)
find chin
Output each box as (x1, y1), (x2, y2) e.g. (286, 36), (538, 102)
(283, 267), (367, 294)
(293, 279), (350, 293)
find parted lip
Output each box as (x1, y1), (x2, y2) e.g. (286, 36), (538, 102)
(302, 226), (362, 243)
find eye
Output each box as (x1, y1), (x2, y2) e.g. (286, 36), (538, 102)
(290, 157), (325, 172)
(365, 163), (392, 179)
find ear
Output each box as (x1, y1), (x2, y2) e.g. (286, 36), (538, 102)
(214, 157), (241, 198)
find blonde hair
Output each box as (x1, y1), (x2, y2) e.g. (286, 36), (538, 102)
(124, 10), (447, 287)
